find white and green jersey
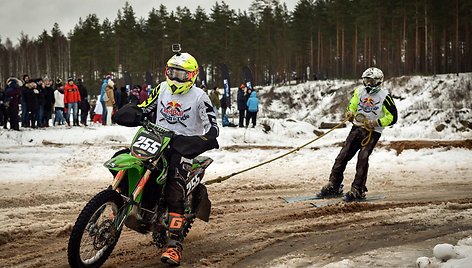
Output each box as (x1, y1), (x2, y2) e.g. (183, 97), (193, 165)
(348, 86), (398, 133)
(139, 81), (218, 137)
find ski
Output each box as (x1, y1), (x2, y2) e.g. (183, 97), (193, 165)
(281, 194), (343, 204)
(310, 195), (385, 208)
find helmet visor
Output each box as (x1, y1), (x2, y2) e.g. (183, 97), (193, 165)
(363, 77), (378, 87)
(166, 67), (195, 83)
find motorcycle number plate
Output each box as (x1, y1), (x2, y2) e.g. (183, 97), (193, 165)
(131, 131), (162, 159)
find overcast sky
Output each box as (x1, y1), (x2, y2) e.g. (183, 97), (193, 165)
(0, 0), (297, 45)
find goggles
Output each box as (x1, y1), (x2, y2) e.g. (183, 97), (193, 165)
(363, 77), (378, 87)
(166, 67), (196, 83)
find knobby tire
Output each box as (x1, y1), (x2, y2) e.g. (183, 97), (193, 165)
(67, 189), (124, 268)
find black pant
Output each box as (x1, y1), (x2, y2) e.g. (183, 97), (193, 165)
(28, 110), (37, 128)
(329, 126), (381, 193)
(165, 151), (194, 215)
(0, 105), (7, 128)
(245, 111), (257, 127)
(8, 105), (19, 130)
(238, 109), (246, 127)
(80, 109), (89, 125)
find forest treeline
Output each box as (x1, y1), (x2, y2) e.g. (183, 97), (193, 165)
(0, 0), (470, 94)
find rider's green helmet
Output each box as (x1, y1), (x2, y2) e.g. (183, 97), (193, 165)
(165, 53), (199, 95)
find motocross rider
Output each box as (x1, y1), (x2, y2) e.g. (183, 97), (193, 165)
(137, 52), (219, 265)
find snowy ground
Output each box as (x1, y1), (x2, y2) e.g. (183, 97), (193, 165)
(1, 122), (471, 267)
(0, 73), (471, 267)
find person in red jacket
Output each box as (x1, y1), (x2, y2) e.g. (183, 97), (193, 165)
(64, 77), (81, 126)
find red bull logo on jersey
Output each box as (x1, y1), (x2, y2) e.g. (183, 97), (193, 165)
(359, 96), (381, 113)
(163, 101), (184, 116)
(160, 100), (191, 126)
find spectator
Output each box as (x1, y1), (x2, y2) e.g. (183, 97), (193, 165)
(20, 74), (30, 127)
(53, 82), (66, 126)
(245, 90), (259, 128)
(104, 79), (115, 125)
(0, 85), (6, 128)
(220, 90), (228, 126)
(43, 78), (55, 127)
(209, 87), (221, 119)
(100, 74), (111, 125)
(64, 77), (81, 126)
(129, 85), (141, 105)
(139, 83), (149, 104)
(4, 77), (22, 130)
(237, 84), (247, 127)
(119, 87), (129, 108)
(92, 96), (103, 125)
(77, 78), (90, 126)
(37, 79), (47, 127)
(25, 80), (40, 128)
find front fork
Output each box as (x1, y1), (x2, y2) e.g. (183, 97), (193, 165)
(111, 170), (126, 191)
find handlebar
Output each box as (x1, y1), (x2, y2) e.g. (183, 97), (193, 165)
(142, 120), (174, 137)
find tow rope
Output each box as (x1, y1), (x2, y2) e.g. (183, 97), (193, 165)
(354, 114), (374, 146)
(204, 117), (351, 185)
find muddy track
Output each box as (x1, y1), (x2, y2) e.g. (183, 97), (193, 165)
(1, 142), (472, 267)
(2, 180), (472, 268)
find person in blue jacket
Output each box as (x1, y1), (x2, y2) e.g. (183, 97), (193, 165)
(99, 74), (111, 125)
(245, 90), (259, 128)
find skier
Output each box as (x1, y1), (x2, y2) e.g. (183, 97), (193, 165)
(316, 67), (398, 201)
(117, 51), (219, 265)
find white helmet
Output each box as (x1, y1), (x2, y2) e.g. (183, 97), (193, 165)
(361, 67), (383, 93)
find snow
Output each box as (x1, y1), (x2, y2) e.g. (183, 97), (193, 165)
(0, 72), (471, 267)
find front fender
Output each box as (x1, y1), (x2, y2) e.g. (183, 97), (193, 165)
(104, 153), (144, 175)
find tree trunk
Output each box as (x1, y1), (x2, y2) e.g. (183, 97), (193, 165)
(415, 2), (419, 73)
(342, 23), (345, 77)
(424, 0), (428, 73)
(353, 23), (358, 77)
(455, 0), (459, 75)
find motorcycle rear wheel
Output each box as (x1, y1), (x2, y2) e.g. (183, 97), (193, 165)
(67, 189), (124, 268)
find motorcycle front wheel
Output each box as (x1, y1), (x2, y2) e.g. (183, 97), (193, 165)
(67, 189), (124, 268)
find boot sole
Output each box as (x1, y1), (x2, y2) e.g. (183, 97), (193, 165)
(161, 256), (180, 266)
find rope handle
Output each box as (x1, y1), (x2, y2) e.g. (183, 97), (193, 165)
(204, 117), (351, 185)
(355, 114), (374, 146)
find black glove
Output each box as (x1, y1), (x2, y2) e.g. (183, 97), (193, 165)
(171, 134), (219, 159)
(113, 103), (143, 127)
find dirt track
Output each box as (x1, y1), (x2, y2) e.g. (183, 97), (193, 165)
(1, 141), (472, 268)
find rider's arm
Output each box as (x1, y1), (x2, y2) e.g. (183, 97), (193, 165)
(199, 93), (219, 139)
(347, 88), (359, 113)
(138, 83), (161, 114)
(379, 94), (398, 127)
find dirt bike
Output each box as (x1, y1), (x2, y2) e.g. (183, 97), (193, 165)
(67, 121), (213, 268)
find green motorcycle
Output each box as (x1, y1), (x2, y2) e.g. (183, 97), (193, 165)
(67, 121), (212, 267)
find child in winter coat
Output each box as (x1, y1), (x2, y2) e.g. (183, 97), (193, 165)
(93, 96), (103, 125)
(245, 90), (259, 128)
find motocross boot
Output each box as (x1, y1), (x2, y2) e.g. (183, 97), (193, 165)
(316, 182), (343, 198)
(343, 187), (366, 202)
(161, 212), (185, 266)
